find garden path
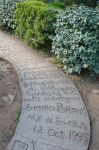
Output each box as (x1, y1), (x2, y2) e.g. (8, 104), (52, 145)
(0, 31), (90, 150)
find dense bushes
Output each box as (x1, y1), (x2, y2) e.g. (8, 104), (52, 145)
(0, 0), (21, 31)
(0, 0), (99, 76)
(16, 1), (57, 50)
(0, 0), (61, 32)
(36, 0), (65, 8)
(35, 0), (98, 8)
(0, 0), (98, 32)
(52, 5), (99, 75)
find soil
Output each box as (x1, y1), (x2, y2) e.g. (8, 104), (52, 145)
(70, 75), (99, 150)
(0, 58), (22, 150)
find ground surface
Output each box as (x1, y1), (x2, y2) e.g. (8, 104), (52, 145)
(50, 57), (99, 150)
(0, 31), (98, 150)
(70, 75), (99, 150)
(0, 59), (22, 150)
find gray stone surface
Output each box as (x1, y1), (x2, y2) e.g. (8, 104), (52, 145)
(0, 31), (90, 150)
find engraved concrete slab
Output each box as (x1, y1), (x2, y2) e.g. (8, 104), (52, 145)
(0, 31), (90, 150)
(12, 141), (28, 150)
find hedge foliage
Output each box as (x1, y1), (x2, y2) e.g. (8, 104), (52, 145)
(52, 5), (99, 75)
(16, 1), (57, 49)
(0, 0), (97, 32)
(0, 0), (21, 31)
(0, 0), (99, 76)
(35, 0), (65, 8)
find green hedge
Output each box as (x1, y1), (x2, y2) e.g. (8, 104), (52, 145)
(52, 5), (99, 75)
(16, 1), (57, 50)
(34, 0), (65, 9)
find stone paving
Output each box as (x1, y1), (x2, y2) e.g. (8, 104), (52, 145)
(0, 31), (90, 150)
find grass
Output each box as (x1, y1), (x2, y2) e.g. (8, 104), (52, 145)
(12, 108), (21, 125)
(49, 56), (64, 69)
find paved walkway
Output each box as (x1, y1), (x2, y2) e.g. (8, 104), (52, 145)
(0, 31), (90, 150)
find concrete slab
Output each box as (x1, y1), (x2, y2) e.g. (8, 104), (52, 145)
(0, 31), (90, 150)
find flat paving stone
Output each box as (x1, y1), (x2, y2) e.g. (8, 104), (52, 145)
(0, 31), (90, 150)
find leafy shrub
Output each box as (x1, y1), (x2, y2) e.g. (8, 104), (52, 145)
(16, 1), (57, 50)
(35, 0), (98, 8)
(52, 5), (99, 75)
(38, 0), (65, 8)
(0, 0), (21, 31)
(48, 0), (65, 9)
